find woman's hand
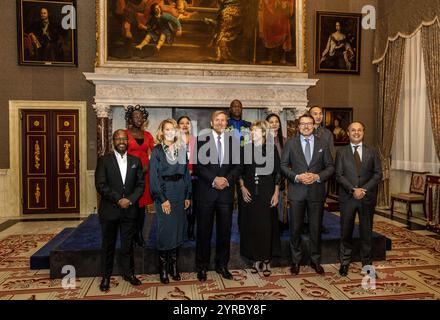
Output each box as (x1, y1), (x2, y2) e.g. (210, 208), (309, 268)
(161, 200), (171, 214)
(241, 185), (252, 203)
(270, 191), (279, 208)
(176, 29), (183, 37)
(184, 199), (191, 210)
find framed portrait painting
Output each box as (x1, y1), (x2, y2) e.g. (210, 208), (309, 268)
(315, 11), (361, 74)
(17, 0), (78, 66)
(323, 107), (353, 146)
(96, 0), (306, 71)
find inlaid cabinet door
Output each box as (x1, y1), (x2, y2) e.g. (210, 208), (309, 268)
(21, 110), (79, 214)
(53, 111), (79, 212)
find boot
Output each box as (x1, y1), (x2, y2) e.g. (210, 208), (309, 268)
(158, 250), (169, 284)
(168, 248), (181, 281)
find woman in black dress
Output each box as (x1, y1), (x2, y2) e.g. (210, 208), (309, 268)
(239, 121), (281, 277)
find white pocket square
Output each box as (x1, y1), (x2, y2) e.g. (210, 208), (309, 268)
(319, 149), (323, 153)
(131, 164), (137, 168)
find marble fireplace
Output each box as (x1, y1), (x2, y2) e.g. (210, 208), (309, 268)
(84, 64), (318, 157)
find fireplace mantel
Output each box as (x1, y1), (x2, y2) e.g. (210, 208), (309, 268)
(84, 68), (317, 110)
(84, 66), (318, 156)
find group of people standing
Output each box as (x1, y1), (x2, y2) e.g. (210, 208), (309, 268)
(95, 101), (382, 292)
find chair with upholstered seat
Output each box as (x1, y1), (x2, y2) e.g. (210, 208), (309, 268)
(390, 172), (428, 223)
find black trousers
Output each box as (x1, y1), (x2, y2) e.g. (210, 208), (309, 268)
(186, 180), (197, 231)
(196, 200), (233, 271)
(289, 200), (324, 265)
(100, 215), (136, 278)
(339, 198), (375, 266)
(136, 206), (146, 236)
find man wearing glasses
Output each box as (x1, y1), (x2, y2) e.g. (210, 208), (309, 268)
(281, 114), (334, 275)
(95, 129), (145, 291)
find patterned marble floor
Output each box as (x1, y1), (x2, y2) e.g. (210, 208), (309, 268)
(0, 216), (439, 300)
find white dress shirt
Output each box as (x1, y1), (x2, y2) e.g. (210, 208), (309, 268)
(114, 150), (128, 184)
(351, 142), (363, 161)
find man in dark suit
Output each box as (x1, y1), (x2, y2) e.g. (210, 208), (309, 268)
(95, 129), (145, 292)
(310, 105), (336, 235)
(335, 122), (382, 277)
(193, 110), (242, 282)
(281, 114), (335, 275)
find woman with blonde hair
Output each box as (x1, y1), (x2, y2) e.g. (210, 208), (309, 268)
(239, 120), (282, 277)
(149, 119), (191, 284)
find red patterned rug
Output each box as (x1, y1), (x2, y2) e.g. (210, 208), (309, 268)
(0, 221), (439, 300)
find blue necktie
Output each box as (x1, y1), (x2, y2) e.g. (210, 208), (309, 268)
(305, 138), (311, 166)
(217, 135), (223, 167)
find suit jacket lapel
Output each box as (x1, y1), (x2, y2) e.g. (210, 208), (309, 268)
(125, 156), (134, 185)
(295, 136), (308, 167)
(309, 138), (320, 168)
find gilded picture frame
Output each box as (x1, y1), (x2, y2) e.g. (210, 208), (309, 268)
(17, 0), (78, 67)
(95, 0), (307, 73)
(315, 11), (362, 74)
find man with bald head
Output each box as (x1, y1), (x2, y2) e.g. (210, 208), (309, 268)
(95, 129), (145, 291)
(335, 122), (382, 277)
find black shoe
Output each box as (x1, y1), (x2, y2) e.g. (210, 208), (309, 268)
(197, 269), (207, 282)
(310, 262), (325, 275)
(321, 225), (330, 234)
(339, 264), (349, 277)
(168, 248), (181, 281)
(123, 274), (142, 286)
(290, 264), (300, 275)
(215, 267), (234, 280)
(99, 277), (110, 292)
(158, 250), (169, 284)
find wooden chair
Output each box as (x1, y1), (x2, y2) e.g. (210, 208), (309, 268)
(390, 172), (428, 222)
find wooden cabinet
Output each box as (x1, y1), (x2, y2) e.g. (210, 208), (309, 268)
(426, 174), (440, 234)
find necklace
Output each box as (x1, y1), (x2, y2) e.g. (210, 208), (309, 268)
(162, 143), (178, 162)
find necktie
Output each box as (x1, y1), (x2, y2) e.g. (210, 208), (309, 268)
(354, 145), (362, 173)
(304, 138), (311, 166)
(217, 135), (223, 167)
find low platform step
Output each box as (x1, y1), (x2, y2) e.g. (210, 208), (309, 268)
(30, 228), (76, 270)
(45, 212), (391, 279)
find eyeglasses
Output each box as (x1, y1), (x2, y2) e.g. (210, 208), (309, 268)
(299, 123), (314, 127)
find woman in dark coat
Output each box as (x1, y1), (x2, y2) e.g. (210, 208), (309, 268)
(149, 119), (191, 284)
(239, 121), (282, 277)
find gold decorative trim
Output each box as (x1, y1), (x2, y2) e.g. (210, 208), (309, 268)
(57, 135), (76, 175)
(65, 182), (71, 203)
(58, 177), (77, 209)
(64, 140), (71, 170)
(27, 178), (47, 210)
(26, 114), (46, 133)
(27, 135), (46, 176)
(35, 183), (41, 204)
(56, 114), (77, 132)
(95, 0), (101, 67)
(34, 140), (40, 170)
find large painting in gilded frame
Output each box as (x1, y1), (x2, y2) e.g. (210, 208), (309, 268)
(95, 0), (306, 71)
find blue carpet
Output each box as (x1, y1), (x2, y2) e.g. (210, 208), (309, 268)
(30, 228), (75, 270)
(31, 211), (391, 270)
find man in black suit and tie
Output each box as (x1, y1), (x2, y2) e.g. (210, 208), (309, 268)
(281, 114), (334, 275)
(193, 110), (242, 282)
(95, 129), (145, 291)
(335, 122), (382, 276)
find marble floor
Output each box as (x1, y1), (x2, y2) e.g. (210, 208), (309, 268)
(0, 213), (439, 300)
